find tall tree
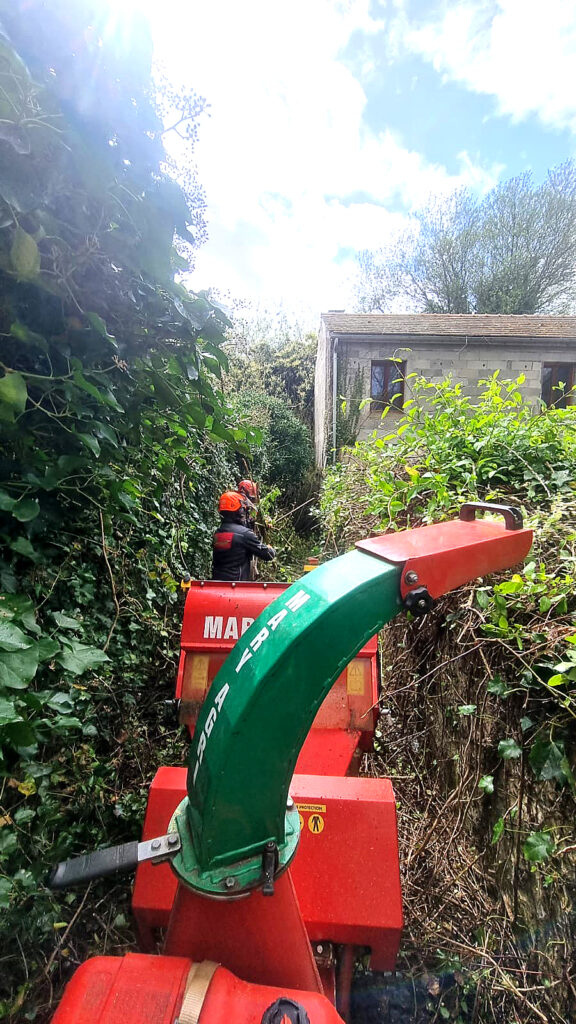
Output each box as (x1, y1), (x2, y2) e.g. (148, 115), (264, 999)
(356, 161), (576, 315)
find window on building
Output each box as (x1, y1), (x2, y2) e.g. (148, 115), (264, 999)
(370, 360), (406, 409)
(541, 363), (576, 408)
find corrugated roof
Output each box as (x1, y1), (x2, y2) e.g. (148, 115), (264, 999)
(321, 313), (576, 339)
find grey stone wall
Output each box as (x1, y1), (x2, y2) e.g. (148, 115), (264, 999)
(335, 338), (575, 442)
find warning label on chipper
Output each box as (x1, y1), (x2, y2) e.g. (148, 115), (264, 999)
(295, 803), (326, 813)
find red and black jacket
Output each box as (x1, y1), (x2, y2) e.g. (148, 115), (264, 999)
(212, 519), (275, 581)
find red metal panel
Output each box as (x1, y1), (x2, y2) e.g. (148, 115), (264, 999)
(132, 769), (402, 971)
(177, 582), (381, 744)
(163, 871), (323, 994)
(356, 518), (533, 600)
(52, 955), (343, 1024)
(180, 581), (290, 654)
(296, 729), (361, 776)
(132, 768), (183, 947)
(290, 774), (403, 971)
(178, 580), (377, 680)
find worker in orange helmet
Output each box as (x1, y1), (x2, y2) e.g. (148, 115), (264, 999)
(212, 491), (275, 582)
(237, 479), (259, 531)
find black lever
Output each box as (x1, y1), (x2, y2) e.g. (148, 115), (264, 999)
(49, 832), (181, 889)
(261, 840), (279, 896)
(459, 502), (523, 531)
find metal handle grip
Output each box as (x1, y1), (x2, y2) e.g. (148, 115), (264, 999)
(459, 502), (523, 531)
(49, 841), (139, 889)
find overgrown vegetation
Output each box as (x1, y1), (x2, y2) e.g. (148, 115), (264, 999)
(0, 4), (258, 1019)
(323, 377), (576, 1022)
(225, 317), (318, 531)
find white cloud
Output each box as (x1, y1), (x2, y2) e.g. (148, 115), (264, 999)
(147, 0), (500, 322)
(405, 0), (576, 133)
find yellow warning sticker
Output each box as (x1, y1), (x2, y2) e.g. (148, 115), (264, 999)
(190, 655), (209, 691)
(307, 813), (324, 834)
(296, 803), (326, 813)
(347, 661), (365, 695)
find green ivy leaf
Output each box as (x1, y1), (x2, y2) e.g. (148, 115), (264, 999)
(529, 738), (574, 787)
(4, 720), (36, 748)
(523, 831), (555, 863)
(0, 489), (16, 511)
(85, 312), (117, 346)
(77, 433), (101, 457)
(487, 675), (511, 697)
(478, 774), (494, 794)
(53, 612), (82, 630)
(10, 320), (48, 352)
(458, 704), (477, 716)
(498, 738), (522, 760)
(36, 637), (60, 661)
(10, 537), (38, 561)
(10, 226), (40, 279)
(0, 622), (32, 652)
(491, 817), (504, 844)
(57, 641), (108, 676)
(547, 673), (567, 687)
(0, 645), (39, 688)
(0, 697), (23, 726)
(11, 498), (39, 522)
(0, 371), (27, 420)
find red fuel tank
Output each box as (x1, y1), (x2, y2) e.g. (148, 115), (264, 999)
(52, 954), (344, 1024)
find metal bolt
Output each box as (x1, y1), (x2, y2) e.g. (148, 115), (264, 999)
(286, 795), (294, 809)
(316, 944), (324, 954)
(417, 599), (427, 609)
(167, 834), (179, 847)
(151, 839), (161, 851)
(404, 571), (419, 585)
(224, 876), (237, 889)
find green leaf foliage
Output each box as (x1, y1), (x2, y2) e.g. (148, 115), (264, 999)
(498, 739), (522, 760)
(478, 775), (494, 794)
(522, 831), (555, 863)
(0, 4), (258, 1017)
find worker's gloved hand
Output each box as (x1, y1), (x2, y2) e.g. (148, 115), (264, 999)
(267, 546), (276, 558)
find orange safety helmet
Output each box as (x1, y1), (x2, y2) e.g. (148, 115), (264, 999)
(218, 491), (243, 513)
(238, 479), (258, 500)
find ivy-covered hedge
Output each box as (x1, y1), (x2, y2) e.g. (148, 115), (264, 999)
(0, 4), (256, 1018)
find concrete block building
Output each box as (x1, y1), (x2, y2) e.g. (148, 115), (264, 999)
(314, 313), (576, 467)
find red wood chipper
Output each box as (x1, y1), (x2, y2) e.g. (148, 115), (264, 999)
(49, 503), (532, 1024)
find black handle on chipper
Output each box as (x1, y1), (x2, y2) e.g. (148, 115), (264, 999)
(49, 841), (139, 889)
(459, 502), (523, 531)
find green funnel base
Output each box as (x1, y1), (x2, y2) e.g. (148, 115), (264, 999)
(168, 798), (300, 899)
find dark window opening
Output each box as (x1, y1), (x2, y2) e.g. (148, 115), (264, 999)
(370, 360), (406, 409)
(541, 363), (576, 408)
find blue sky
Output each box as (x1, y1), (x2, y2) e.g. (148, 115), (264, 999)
(143, 0), (576, 325)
